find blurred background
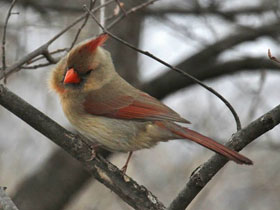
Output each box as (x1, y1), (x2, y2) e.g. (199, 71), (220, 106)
(0, 0), (280, 209)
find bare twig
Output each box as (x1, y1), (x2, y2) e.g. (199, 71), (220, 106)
(85, 6), (242, 131)
(142, 21), (280, 101)
(0, 186), (19, 210)
(107, 0), (158, 30)
(27, 48), (68, 64)
(168, 104), (280, 210)
(1, 0), (17, 83)
(143, 57), (280, 97)
(22, 62), (56, 69)
(0, 85), (166, 210)
(247, 71), (266, 121)
(0, 15), (86, 80)
(268, 49), (280, 64)
(69, 0), (96, 51)
(42, 50), (58, 64)
(0, 0), (114, 81)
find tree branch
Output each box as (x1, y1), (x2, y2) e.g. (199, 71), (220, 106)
(141, 20), (280, 100)
(144, 4), (277, 19)
(142, 57), (280, 99)
(1, 0), (17, 83)
(0, 85), (165, 210)
(168, 104), (280, 210)
(0, 187), (19, 210)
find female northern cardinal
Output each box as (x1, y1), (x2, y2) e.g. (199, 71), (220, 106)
(49, 34), (252, 170)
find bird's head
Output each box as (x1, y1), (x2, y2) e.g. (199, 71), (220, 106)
(49, 34), (116, 96)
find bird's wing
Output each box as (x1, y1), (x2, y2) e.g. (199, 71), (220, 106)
(83, 83), (190, 123)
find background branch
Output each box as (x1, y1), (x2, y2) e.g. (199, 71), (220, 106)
(1, 0), (17, 83)
(141, 20), (280, 100)
(0, 0), (114, 81)
(142, 57), (280, 99)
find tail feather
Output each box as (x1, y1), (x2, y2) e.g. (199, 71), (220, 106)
(169, 125), (253, 165)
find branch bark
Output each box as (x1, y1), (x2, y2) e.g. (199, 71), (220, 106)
(168, 104), (280, 210)
(0, 85), (165, 210)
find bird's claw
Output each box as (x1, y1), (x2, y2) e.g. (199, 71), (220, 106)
(121, 165), (128, 174)
(86, 144), (99, 161)
(86, 150), (96, 161)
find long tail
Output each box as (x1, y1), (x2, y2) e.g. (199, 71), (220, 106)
(157, 122), (253, 165)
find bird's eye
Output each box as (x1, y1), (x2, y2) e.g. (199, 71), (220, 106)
(86, 69), (93, 75)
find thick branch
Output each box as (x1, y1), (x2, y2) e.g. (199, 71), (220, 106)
(0, 85), (165, 210)
(0, 187), (19, 210)
(142, 57), (280, 99)
(142, 19), (280, 99)
(168, 104), (280, 210)
(144, 5), (277, 19)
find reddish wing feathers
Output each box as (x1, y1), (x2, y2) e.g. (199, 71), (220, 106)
(84, 91), (189, 123)
(113, 94), (179, 120)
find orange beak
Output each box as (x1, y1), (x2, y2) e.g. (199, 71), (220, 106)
(64, 68), (81, 84)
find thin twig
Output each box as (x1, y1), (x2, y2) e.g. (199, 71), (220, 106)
(23, 62), (56, 69)
(247, 71), (266, 121)
(107, 0), (158, 30)
(42, 50), (57, 63)
(0, 186), (19, 210)
(1, 0), (17, 84)
(85, 6), (242, 131)
(27, 48), (68, 64)
(0, 0), (114, 81)
(69, 0), (96, 51)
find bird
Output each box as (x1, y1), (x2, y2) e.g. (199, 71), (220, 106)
(49, 34), (252, 172)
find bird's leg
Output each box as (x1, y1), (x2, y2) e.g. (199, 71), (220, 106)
(121, 151), (133, 173)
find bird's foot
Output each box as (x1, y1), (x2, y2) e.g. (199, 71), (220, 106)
(86, 144), (100, 161)
(121, 165), (128, 174)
